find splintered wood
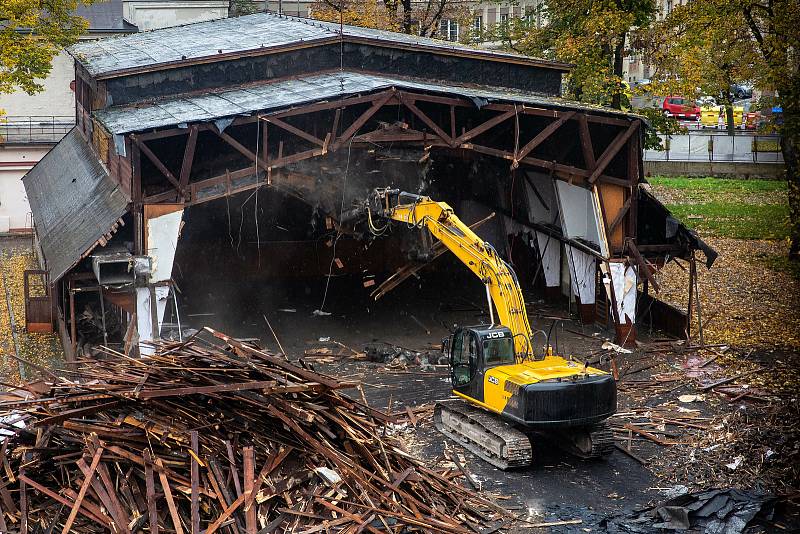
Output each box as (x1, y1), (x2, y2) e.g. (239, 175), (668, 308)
(0, 327), (506, 533)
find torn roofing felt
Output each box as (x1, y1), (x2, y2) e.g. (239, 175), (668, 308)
(23, 129), (130, 283)
(68, 13), (568, 78)
(93, 70), (634, 136)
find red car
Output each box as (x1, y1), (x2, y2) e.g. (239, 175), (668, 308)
(662, 96), (700, 120)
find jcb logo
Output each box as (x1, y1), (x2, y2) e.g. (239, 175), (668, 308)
(488, 375), (499, 385)
(486, 331), (505, 338)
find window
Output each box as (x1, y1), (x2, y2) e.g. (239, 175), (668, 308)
(439, 19), (459, 41)
(500, 13), (509, 24)
(473, 16), (482, 34)
(451, 331), (471, 386)
(483, 338), (515, 366)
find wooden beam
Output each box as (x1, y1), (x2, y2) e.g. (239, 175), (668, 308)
(156, 457), (185, 534)
(265, 116), (325, 147)
(453, 109), (515, 146)
(626, 238), (659, 292)
(332, 91), (397, 150)
(578, 113), (596, 169)
(214, 129), (269, 169)
(588, 121), (640, 184)
(399, 94), (454, 145)
(61, 447), (103, 534)
(132, 135), (183, 194)
(190, 431), (200, 534)
(243, 446), (256, 534)
(144, 450), (158, 534)
(607, 196), (632, 235)
(515, 111), (575, 162)
(179, 125), (198, 190)
(137, 127), (190, 142)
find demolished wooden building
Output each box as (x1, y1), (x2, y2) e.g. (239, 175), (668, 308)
(22, 13), (715, 358)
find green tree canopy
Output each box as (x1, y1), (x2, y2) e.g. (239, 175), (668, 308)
(0, 0), (93, 98)
(486, 0), (657, 109)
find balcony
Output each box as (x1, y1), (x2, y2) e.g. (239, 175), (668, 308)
(0, 116), (75, 145)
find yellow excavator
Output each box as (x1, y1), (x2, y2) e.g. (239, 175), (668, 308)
(353, 188), (616, 469)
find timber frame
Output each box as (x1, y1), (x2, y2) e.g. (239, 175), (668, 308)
(90, 88), (645, 260)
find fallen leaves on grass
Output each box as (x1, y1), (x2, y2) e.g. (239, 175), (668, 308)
(0, 251), (64, 383)
(658, 237), (800, 352)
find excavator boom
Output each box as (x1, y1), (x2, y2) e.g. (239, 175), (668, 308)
(369, 189), (534, 358)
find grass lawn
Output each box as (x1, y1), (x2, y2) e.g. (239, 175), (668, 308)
(647, 176), (789, 240)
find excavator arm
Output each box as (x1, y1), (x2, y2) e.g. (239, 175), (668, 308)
(367, 189), (534, 358)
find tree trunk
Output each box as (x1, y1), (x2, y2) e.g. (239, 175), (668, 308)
(783, 107), (800, 259)
(401, 0), (412, 34)
(611, 33), (626, 110)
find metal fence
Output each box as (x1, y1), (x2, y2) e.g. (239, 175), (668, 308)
(0, 116), (74, 144)
(644, 132), (783, 163)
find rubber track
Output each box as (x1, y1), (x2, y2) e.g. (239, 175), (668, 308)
(434, 402), (532, 470)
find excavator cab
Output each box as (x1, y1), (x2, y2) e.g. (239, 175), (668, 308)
(445, 326), (515, 400)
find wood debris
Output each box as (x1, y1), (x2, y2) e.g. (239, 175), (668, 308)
(0, 327), (508, 533)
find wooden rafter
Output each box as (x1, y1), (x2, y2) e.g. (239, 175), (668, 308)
(453, 109), (516, 146)
(132, 135), (183, 194)
(578, 113), (596, 169)
(265, 116), (325, 147)
(331, 91), (397, 150)
(179, 125), (198, 190)
(398, 93), (453, 145)
(587, 120), (640, 184)
(514, 111), (575, 163)
(214, 128), (269, 169)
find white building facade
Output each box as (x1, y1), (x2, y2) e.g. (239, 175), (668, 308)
(0, 0), (229, 233)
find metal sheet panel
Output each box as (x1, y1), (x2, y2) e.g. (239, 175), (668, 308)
(69, 13), (567, 78)
(22, 129), (130, 282)
(95, 71), (633, 135)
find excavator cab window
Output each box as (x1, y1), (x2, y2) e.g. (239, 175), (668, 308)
(451, 330), (476, 387)
(483, 337), (515, 366)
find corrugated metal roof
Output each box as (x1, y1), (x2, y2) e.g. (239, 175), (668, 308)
(23, 129), (130, 282)
(69, 12), (567, 78)
(94, 71), (632, 135)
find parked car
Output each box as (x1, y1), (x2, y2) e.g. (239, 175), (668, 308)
(632, 78), (652, 92)
(696, 95), (718, 107)
(662, 96), (700, 120)
(731, 83), (753, 99)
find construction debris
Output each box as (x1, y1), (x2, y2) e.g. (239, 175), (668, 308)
(0, 327), (508, 533)
(622, 488), (781, 533)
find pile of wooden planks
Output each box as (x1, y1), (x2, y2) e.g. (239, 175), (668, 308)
(0, 327), (507, 533)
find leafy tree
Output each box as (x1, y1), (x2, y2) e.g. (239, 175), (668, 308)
(0, 0), (93, 100)
(310, 0), (468, 37)
(229, 0), (260, 17)
(639, 0), (761, 135)
(485, 0), (657, 109)
(741, 0), (800, 259)
(642, 0), (800, 258)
